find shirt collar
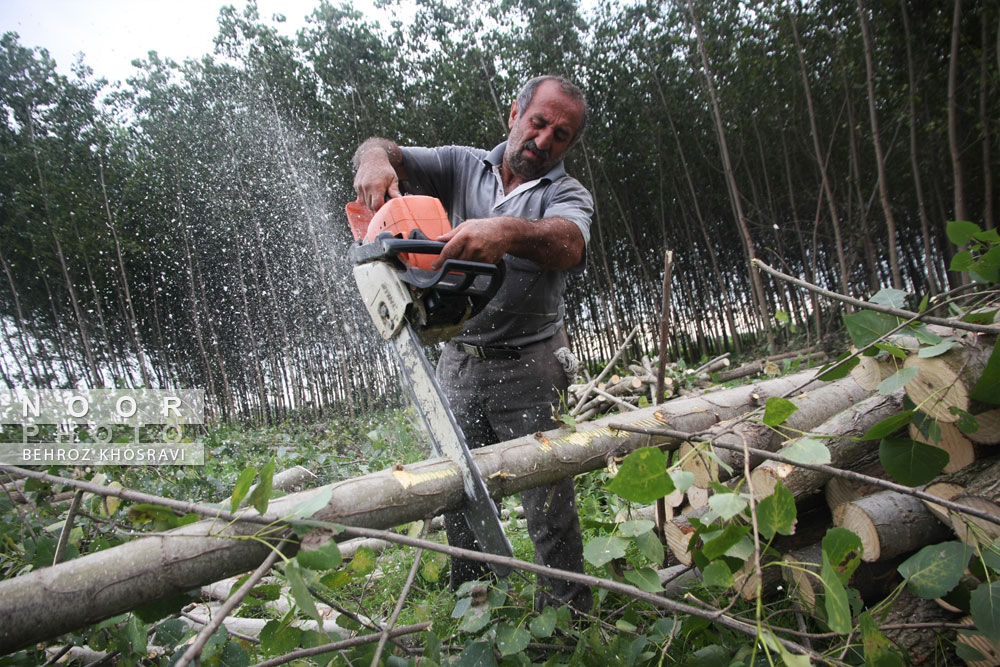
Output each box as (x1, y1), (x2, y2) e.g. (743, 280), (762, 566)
(484, 141), (568, 183)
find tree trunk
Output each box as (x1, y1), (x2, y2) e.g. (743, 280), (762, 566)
(949, 0), (968, 224)
(857, 0), (903, 290)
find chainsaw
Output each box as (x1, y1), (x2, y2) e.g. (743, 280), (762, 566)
(346, 195), (514, 575)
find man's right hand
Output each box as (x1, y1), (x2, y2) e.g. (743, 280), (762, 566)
(352, 138), (405, 211)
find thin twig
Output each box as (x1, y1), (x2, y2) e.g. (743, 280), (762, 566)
(176, 540), (287, 667)
(371, 523), (428, 666)
(607, 422), (1000, 527)
(53, 489), (84, 565)
(571, 324), (641, 416)
(250, 622), (431, 667)
(753, 259), (1000, 335)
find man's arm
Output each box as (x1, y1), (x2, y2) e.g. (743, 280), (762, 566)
(352, 138), (408, 211)
(431, 216), (585, 271)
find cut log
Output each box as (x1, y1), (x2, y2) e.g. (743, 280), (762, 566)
(825, 458), (891, 510)
(766, 346), (819, 362)
(834, 490), (952, 562)
(922, 457), (1000, 542)
(850, 354), (894, 391)
(909, 421), (975, 473)
(751, 392), (904, 500)
(956, 616), (1000, 666)
(902, 338), (995, 423)
(684, 376), (875, 488)
(716, 360), (763, 383)
(0, 369), (833, 653)
(782, 544), (905, 613)
(968, 408), (1000, 445)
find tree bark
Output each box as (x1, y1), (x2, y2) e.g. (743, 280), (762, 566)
(834, 490), (952, 562)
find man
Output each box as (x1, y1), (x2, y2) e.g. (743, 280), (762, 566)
(352, 75), (593, 613)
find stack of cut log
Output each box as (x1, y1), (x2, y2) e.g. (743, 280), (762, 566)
(618, 334), (1000, 664)
(566, 347), (828, 423)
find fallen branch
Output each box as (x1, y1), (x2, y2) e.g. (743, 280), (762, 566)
(753, 259), (1000, 335)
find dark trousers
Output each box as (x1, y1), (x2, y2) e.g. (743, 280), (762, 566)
(435, 333), (593, 613)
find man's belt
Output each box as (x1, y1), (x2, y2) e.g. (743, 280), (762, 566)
(455, 342), (522, 360)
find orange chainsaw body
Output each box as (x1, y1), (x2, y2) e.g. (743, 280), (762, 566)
(346, 196), (452, 272)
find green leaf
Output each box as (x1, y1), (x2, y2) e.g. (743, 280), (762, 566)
(286, 487), (334, 520)
(918, 340), (957, 358)
(821, 551), (852, 634)
(756, 482), (797, 540)
(495, 623), (530, 656)
(687, 645), (729, 667)
(455, 641), (496, 667)
(701, 560), (733, 589)
(877, 367), (918, 395)
(618, 519), (655, 537)
(962, 308), (999, 325)
(708, 492), (747, 521)
(911, 325), (944, 346)
(823, 527), (864, 582)
(125, 614), (147, 657)
(950, 250), (976, 272)
(635, 529), (665, 565)
(870, 288), (909, 309)
(584, 536), (628, 567)
(701, 524), (750, 561)
(859, 612), (905, 667)
(971, 343), (1000, 405)
(248, 458), (275, 515)
(952, 407), (980, 434)
(457, 605), (490, 633)
(775, 310), (790, 323)
(529, 606), (557, 638)
(230, 467), (256, 512)
(350, 546), (376, 575)
(763, 396), (798, 427)
(152, 618), (189, 648)
(285, 562), (320, 623)
(948, 220), (982, 246)
(874, 342), (908, 359)
(971, 581), (1000, 645)
(862, 411), (915, 440)
(670, 470), (695, 493)
(898, 541), (970, 598)
(879, 437), (949, 486)
(218, 641), (251, 667)
(844, 311), (898, 348)
(975, 246), (1000, 282)
(606, 447), (675, 503)
(818, 353), (860, 381)
(259, 621), (302, 657)
(624, 566), (664, 592)
(296, 541), (342, 571)
(975, 228), (1000, 244)
(781, 437), (831, 465)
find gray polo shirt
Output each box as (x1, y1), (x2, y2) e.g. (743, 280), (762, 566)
(400, 142), (593, 347)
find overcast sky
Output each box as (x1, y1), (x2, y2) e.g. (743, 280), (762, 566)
(1, 1), (380, 84)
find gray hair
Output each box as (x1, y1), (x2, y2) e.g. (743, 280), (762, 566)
(515, 75), (588, 142)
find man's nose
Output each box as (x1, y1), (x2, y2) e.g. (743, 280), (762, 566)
(534, 129), (554, 151)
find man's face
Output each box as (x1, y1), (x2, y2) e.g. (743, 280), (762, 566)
(503, 81), (584, 182)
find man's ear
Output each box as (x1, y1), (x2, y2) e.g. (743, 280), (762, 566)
(508, 101), (518, 129)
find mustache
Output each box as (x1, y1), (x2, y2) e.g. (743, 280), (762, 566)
(522, 140), (550, 160)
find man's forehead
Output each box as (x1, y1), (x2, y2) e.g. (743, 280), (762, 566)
(523, 82), (584, 125)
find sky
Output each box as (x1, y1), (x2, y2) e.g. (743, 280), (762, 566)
(0, 0), (350, 83)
